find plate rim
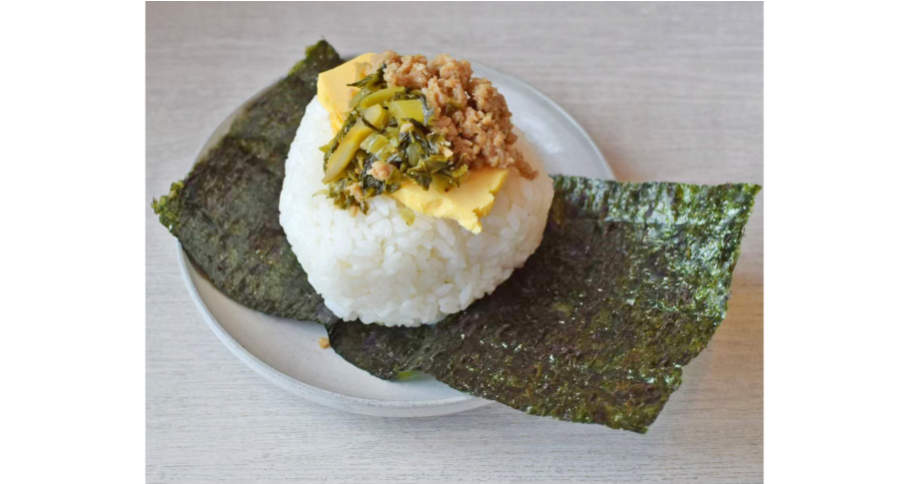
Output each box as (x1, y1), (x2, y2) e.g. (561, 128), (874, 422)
(177, 59), (611, 416)
(177, 247), (491, 416)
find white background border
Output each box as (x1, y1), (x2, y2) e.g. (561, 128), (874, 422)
(766, 0), (908, 481)
(2, 1), (144, 482)
(3, 0), (909, 482)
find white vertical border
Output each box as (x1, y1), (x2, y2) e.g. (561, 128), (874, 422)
(767, 0), (908, 482)
(1, 1), (144, 482)
(2, 1), (909, 482)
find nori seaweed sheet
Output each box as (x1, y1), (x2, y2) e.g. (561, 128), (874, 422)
(152, 41), (761, 433)
(152, 40), (341, 324)
(329, 178), (759, 433)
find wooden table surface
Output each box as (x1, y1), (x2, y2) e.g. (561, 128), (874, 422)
(146, 3), (763, 482)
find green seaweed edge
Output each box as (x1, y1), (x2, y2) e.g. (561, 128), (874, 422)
(329, 178), (760, 433)
(152, 40), (342, 323)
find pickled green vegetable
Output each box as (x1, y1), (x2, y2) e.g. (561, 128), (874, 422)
(385, 127), (401, 147)
(399, 207), (416, 225)
(322, 119), (374, 183)
(360, 132), (389, 157)
(358, 86), (405, 109)
(362, 104), (389, 130)
(320, 63), (467, 213)
(388, 100), (425, 124)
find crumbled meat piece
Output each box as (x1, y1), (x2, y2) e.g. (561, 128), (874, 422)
(369, 161), (394, 181)
(369, 51), (536, 179)
(346, 182), (365, 203)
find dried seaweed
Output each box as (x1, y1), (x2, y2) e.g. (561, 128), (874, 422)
(152, 40), (342, 324)
(329, 178), (760, 432)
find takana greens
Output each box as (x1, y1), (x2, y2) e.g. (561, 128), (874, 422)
(153, 41), (759, 433)
(319, 64), (461, 214)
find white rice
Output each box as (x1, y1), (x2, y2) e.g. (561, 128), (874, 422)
(279, 98), (554, 326)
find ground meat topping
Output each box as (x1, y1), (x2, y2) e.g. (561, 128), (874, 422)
(345, 182), (365, 203)
(368, 161), (394, 181)
(369, 51), (536, 179)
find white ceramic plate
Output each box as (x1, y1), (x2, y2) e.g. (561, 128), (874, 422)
(178, 60), (614, 417)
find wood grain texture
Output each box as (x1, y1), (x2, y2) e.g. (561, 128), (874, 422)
(146, 2), (763, 482)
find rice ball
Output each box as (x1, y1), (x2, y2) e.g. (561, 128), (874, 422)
(279, 98), (554, 326)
